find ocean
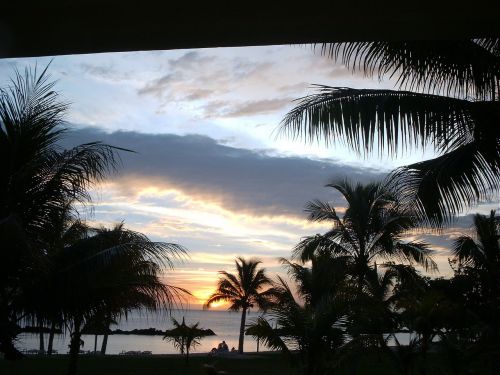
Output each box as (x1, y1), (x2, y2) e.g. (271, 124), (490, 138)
(17, 309), (416, 355)
(17, 309), (264, 355)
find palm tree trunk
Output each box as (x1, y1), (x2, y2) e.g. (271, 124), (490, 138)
(100, 332), (108, 355)
(100, 315), (111, 355)
(94, 334), (98, 354)
(238, 307), (247, 354)
(47, 321), (56, 355)
(67, 316), (82, 375)
(419, 333), (429, 375)
(39, 327), (45, 353)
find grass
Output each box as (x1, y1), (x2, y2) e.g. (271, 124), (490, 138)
(0, 353), (291, 375)
(0, 351), (490, 375)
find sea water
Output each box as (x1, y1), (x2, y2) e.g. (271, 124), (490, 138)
(16, 309), (415, 354)
(16, 309), (264, 355)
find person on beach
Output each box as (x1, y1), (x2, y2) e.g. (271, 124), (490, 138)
(222, 341), (228, 352)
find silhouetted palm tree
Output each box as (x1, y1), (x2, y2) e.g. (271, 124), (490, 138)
(163, 317), (213, 364)
(280, 39), (500, 225)
(452, 210), (500, 373)
(0, 66), (123, 359)
(49, 223), (187, 375)
(294, 180), (437, 291)
(453, 210), (500, 271)
(246, 254), (350, 375)
(204, 257), (274, 354)
(451, 211), (500, 325)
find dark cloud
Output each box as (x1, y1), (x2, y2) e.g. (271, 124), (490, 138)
(60, 127), (386, 218)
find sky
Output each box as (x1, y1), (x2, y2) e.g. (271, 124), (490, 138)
(0, 45), (496, 309)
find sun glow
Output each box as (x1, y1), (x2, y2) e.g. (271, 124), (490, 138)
(190, 287), (229, 310)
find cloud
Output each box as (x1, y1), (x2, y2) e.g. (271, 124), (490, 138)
(137, 51), (221, 99)
(137, 73), (176, 97)
(80, 63), (131, 83)
(183, 89), (214, 101)
(216, 97), (295, 118)
(168, 51), (216, 70)
(60, 126), (386, 219)
(278, 82), (310, 94)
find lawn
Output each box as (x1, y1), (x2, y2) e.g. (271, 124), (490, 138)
(0, 353), (292, 375)
(0, 351), (487, 375)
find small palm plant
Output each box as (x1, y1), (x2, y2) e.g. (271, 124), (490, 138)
(163, 317), (213, 364)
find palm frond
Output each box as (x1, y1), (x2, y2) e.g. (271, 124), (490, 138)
(318, 41), (500, 99)
(395, 242), (438, 273)
(280, 86), (473, 156)
(389, 141), (500, 225)
(304, 199), (342, 223)
(245, 317), (290, 353)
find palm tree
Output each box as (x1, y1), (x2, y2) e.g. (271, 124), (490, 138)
(451, 210), (500, 372)
(280, 39), (500, 225)
(451, 210), (500, 328)
(163, 317), (214, 364)
(57, 223), (187, 375)
(0, 66), (123, 359)
(246, 254), (350, 375)
(204, 257), (274, 354)
(453, 210), (500, 272)
(294, 180), (437, 291)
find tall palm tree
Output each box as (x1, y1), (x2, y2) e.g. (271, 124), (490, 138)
(204, 257), (274, 354)
(294, 180), (437, 291)
(280, 39), (500, 225)
(0, 66), (123, 359)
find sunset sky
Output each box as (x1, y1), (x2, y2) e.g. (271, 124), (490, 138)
(1, 45), (496, 309)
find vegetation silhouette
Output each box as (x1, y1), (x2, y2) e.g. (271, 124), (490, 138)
(0, 68), (189, 375)
(450, 210), (500, 373)
(163, 317), (214, 364)
(0, 66), (123, 360)
(2, 45), (500, 375)
(204, 257), (275, 354)
(293, 180), (437, 290)
(246, 254), (350, 375)
(280, 39), (500, 226)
